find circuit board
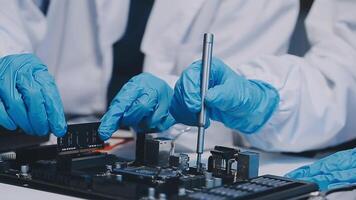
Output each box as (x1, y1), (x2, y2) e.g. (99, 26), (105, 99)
(0, 123), (318, 199)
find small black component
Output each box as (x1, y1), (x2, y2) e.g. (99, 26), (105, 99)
(189, 165), (206, 175)
(16, 145), (57, 164)
(114, 161), (128, 169)
(208, 146), (259, 183)
(92, 175), (145, 199)
(179, 174), (206, 189)
(208, 146), (240, 183)
(0, 160), (10, 172)
(0, 127), (49, 152)
(57, 152), (117, 172)
(135, 133), (146, 164)
(31, 163), (92, 190)
(57, 122), (104, 154)
(236, 151), (259, 180)
(185, 175), (318, 200)
(144, 137), (173, 167)
(169, 153), (189, 171)
(114, 166), (179, 182)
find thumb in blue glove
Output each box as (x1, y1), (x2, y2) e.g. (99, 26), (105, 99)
(0, 54), (67, 136)
(285, 148), (356, 191)
(171, 57), (279, 133)
(99, 73), (176, 141)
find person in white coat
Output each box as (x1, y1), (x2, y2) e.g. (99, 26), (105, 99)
(0, 0), (355, 153)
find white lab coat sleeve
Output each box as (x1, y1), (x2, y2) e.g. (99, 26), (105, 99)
(237, 0), (356, 152)
(158, 74), (179, 89)
(156, 0), (299, 89)
(0, 0), (45, 57)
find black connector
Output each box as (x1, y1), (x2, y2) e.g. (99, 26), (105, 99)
(57, 122), (104, 154)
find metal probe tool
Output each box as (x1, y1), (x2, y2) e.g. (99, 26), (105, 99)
(196, 33), (214, 172)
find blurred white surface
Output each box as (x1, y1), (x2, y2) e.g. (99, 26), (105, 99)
(1, 184), (82, 200)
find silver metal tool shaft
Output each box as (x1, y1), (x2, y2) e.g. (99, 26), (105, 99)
(196, 33), (214, 172)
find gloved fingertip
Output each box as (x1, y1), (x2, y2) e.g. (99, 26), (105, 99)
(284, 167), (308, 179)
(53, 129), (66, 137)
(0, 120), (17, 131)
(98, 120), (116, 141)
(7, 124), (17, 131)
(24, 126), (35, 136)
(99, 133), (110, 141)
(98, 129), (112, 141)
(327, 182), (352, 190)
(0, 114), (17, 130)
(52, 123), (67, 137)
(36, 126), (50, 137)
(284, 172), (294, 178)
(155, 114), (176, 132)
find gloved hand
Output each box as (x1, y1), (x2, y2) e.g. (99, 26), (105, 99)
(171, 58), (279, 133)
(99, 73), (176, 140)
(285, 148), (356, 191)
(0, 54), (67, 136)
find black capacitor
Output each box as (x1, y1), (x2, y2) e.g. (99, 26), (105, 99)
(169, 153), (189, 171)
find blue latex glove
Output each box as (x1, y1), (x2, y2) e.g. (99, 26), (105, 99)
(171, 58), (279, 133)
(285, 148), (356, 191)
(99, 73), (176, 140)
(0, 54), (67, 136)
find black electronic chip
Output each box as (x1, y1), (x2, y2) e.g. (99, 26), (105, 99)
(57, 122), (104, 154)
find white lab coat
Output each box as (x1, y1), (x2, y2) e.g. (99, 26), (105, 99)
(0, 0), (355, 152)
